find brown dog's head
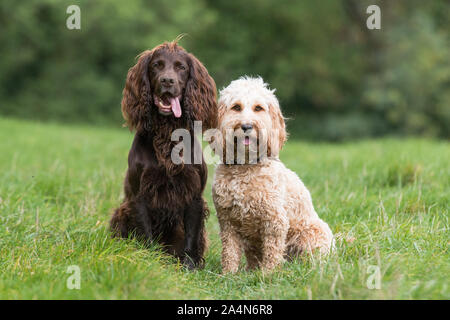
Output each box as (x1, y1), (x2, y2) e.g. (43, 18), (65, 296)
(121, 41), (217, 132)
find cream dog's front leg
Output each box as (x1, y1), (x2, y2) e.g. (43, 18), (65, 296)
(218, 216), (242, 273)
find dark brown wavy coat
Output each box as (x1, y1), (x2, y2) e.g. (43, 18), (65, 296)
(110, 41), (217, 269)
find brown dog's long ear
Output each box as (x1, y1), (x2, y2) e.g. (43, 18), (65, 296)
(268, 99), (287, 157)
(184, 54), (218, 131)
(121, 50), (153, 132)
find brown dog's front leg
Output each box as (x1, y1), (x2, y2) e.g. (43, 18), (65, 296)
(182, 197), (206, 270)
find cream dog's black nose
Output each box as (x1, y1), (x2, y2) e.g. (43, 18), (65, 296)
(241, 124), (253, 132)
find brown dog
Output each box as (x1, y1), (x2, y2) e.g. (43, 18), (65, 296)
(110, 40), (217, 269)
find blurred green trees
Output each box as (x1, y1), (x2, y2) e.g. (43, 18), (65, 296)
(0, 0), (448, 140)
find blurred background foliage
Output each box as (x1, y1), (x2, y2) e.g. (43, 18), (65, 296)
(0, 0), (448, 140)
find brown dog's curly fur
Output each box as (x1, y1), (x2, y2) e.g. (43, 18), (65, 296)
(110, 41), (217, 269)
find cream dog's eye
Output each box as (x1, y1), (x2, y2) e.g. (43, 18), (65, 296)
(231, 104), (242, 111)
(254, 105), (263, 112)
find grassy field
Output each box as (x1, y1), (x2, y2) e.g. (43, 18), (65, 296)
(0, 117), (448, 299)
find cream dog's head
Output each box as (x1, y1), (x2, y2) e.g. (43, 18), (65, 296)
(217, 76), (286, 164)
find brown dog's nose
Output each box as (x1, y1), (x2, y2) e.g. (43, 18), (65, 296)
(161, 77), (175, 86)
(241, 124), (253, 132)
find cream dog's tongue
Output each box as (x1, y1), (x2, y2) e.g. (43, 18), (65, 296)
(170, 97), (181, 118)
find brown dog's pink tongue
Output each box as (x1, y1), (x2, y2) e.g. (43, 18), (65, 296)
(170, 97), (182, 118)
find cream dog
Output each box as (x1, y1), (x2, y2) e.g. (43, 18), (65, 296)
(212, 77), (333, 273)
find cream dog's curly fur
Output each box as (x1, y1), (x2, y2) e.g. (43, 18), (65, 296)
(212, 77), (334, 273)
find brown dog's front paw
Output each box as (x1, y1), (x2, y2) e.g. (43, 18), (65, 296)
(181, 255), (204, 270)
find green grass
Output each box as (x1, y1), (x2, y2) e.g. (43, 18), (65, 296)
(0, 117), (448, 299)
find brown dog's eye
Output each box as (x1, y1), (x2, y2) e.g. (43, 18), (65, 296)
(254, 105), (263, 112)
(231, 104), (242, 111)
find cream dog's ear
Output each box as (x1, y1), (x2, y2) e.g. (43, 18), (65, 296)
(268, 99), (287, 157)
(208, 100), (228, 163)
